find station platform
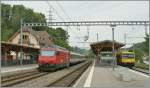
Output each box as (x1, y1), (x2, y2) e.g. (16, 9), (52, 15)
(1, 64), (38, 77)
(74, 60), (149, 88)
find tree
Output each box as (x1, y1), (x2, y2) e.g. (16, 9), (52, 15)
(1, 4), (46, 41)
(1, 3), (70, 50)
(130, 34), (149, 62)
(143, 34), (149, 55)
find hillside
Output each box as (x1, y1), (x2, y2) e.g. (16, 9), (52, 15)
(129, 35), (149, 62)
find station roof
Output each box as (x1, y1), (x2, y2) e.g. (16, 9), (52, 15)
(90, 40), (125, 55)
(1, 41), (40, 52)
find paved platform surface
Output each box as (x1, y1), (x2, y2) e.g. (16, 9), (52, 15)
(1, 64), (38, 73)
(1, 64), (38, 77)
(74, 60), (149, 88)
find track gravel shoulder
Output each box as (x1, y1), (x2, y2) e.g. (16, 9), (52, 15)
(12, 61), (89, 87)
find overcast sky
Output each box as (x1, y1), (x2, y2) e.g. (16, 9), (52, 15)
(2, 1), (149, 49)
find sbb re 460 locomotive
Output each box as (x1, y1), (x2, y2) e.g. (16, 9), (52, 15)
(38, 47), (70, 71)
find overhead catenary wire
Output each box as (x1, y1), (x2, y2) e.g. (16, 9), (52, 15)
(55, 1), (75, 34)
(46, 1), (82, 41)
(56, 1), (73, 22)
(56, 1), (91, 32)
(55, 1), (82, 34)
(47, 1), (86, 41)
(46, 2), (68, 30)
(46, 1), (66, 22)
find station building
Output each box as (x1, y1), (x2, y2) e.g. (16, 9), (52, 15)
(1, 26), (53, 66)
(8, 26), (53, 48)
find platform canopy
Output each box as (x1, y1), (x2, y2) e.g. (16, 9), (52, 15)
(1, 41), (40, 52)
(90, 40), (125, 55)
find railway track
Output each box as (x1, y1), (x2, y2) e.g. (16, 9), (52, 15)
(118, 65), (149, 75)
(1, 61), (86, 87)
(1, 70), (37, 80)
(47, 61), (91, 87)
(1, 71), (49, 87)
(132, 67), (149, 74)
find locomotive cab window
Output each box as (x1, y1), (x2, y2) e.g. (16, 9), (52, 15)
(41, 50), (56, 56)
(122, 54), (134, 58)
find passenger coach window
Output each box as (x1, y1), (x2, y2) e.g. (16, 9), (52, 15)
(41, 50), (56, 56)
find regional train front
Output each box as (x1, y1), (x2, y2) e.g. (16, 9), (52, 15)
(38, 48), (57, 71)
(117, 51), (135, 67)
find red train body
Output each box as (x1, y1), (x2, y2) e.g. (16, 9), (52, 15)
(38, 47), (70, 71)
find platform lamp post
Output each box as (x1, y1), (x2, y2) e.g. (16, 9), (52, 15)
(124, 33), (127, 51)
(110, 24), (116, 70)
(148, 24), (150, 77)
(97, 48), (100, 63)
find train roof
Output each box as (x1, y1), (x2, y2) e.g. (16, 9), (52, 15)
(117, 50), (135, 54)
(70, 52), (85, 57)
(41, 46), (69, 52)
(51, 45), (67, 50)
(121, 51), (135, 54)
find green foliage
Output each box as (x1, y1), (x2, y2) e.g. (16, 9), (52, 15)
(143, 34), (149, 54)
(1, 3), (46, 41)
(85, 49), (95, 58)
(45, 27), (70, 49)
(1, 3), (90, 54)
(131, 35), (149, 62)
(134, 49), (143, 62)
(69, 47), (87, 54)
(1, 3), (70, 50)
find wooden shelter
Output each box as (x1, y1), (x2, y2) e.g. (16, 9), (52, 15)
(90, 40), (124, 55)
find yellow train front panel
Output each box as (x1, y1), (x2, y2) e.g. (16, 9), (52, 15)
(121, 58), (135, 63)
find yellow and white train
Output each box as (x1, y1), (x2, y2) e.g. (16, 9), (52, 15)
(116, 51), (135, 67)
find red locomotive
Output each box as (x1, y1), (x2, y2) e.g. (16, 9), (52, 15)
(38, 46), (70, 71)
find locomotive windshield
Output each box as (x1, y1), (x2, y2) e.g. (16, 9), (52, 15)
(122, 54), (134, 58)
(41, 50), (56, 56)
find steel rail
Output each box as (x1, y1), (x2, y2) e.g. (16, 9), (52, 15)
(1, 71), (39, 83)
(47, 61), (91, 87)
(1, 72), (48, 87)
(132, 67), (149, 74)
